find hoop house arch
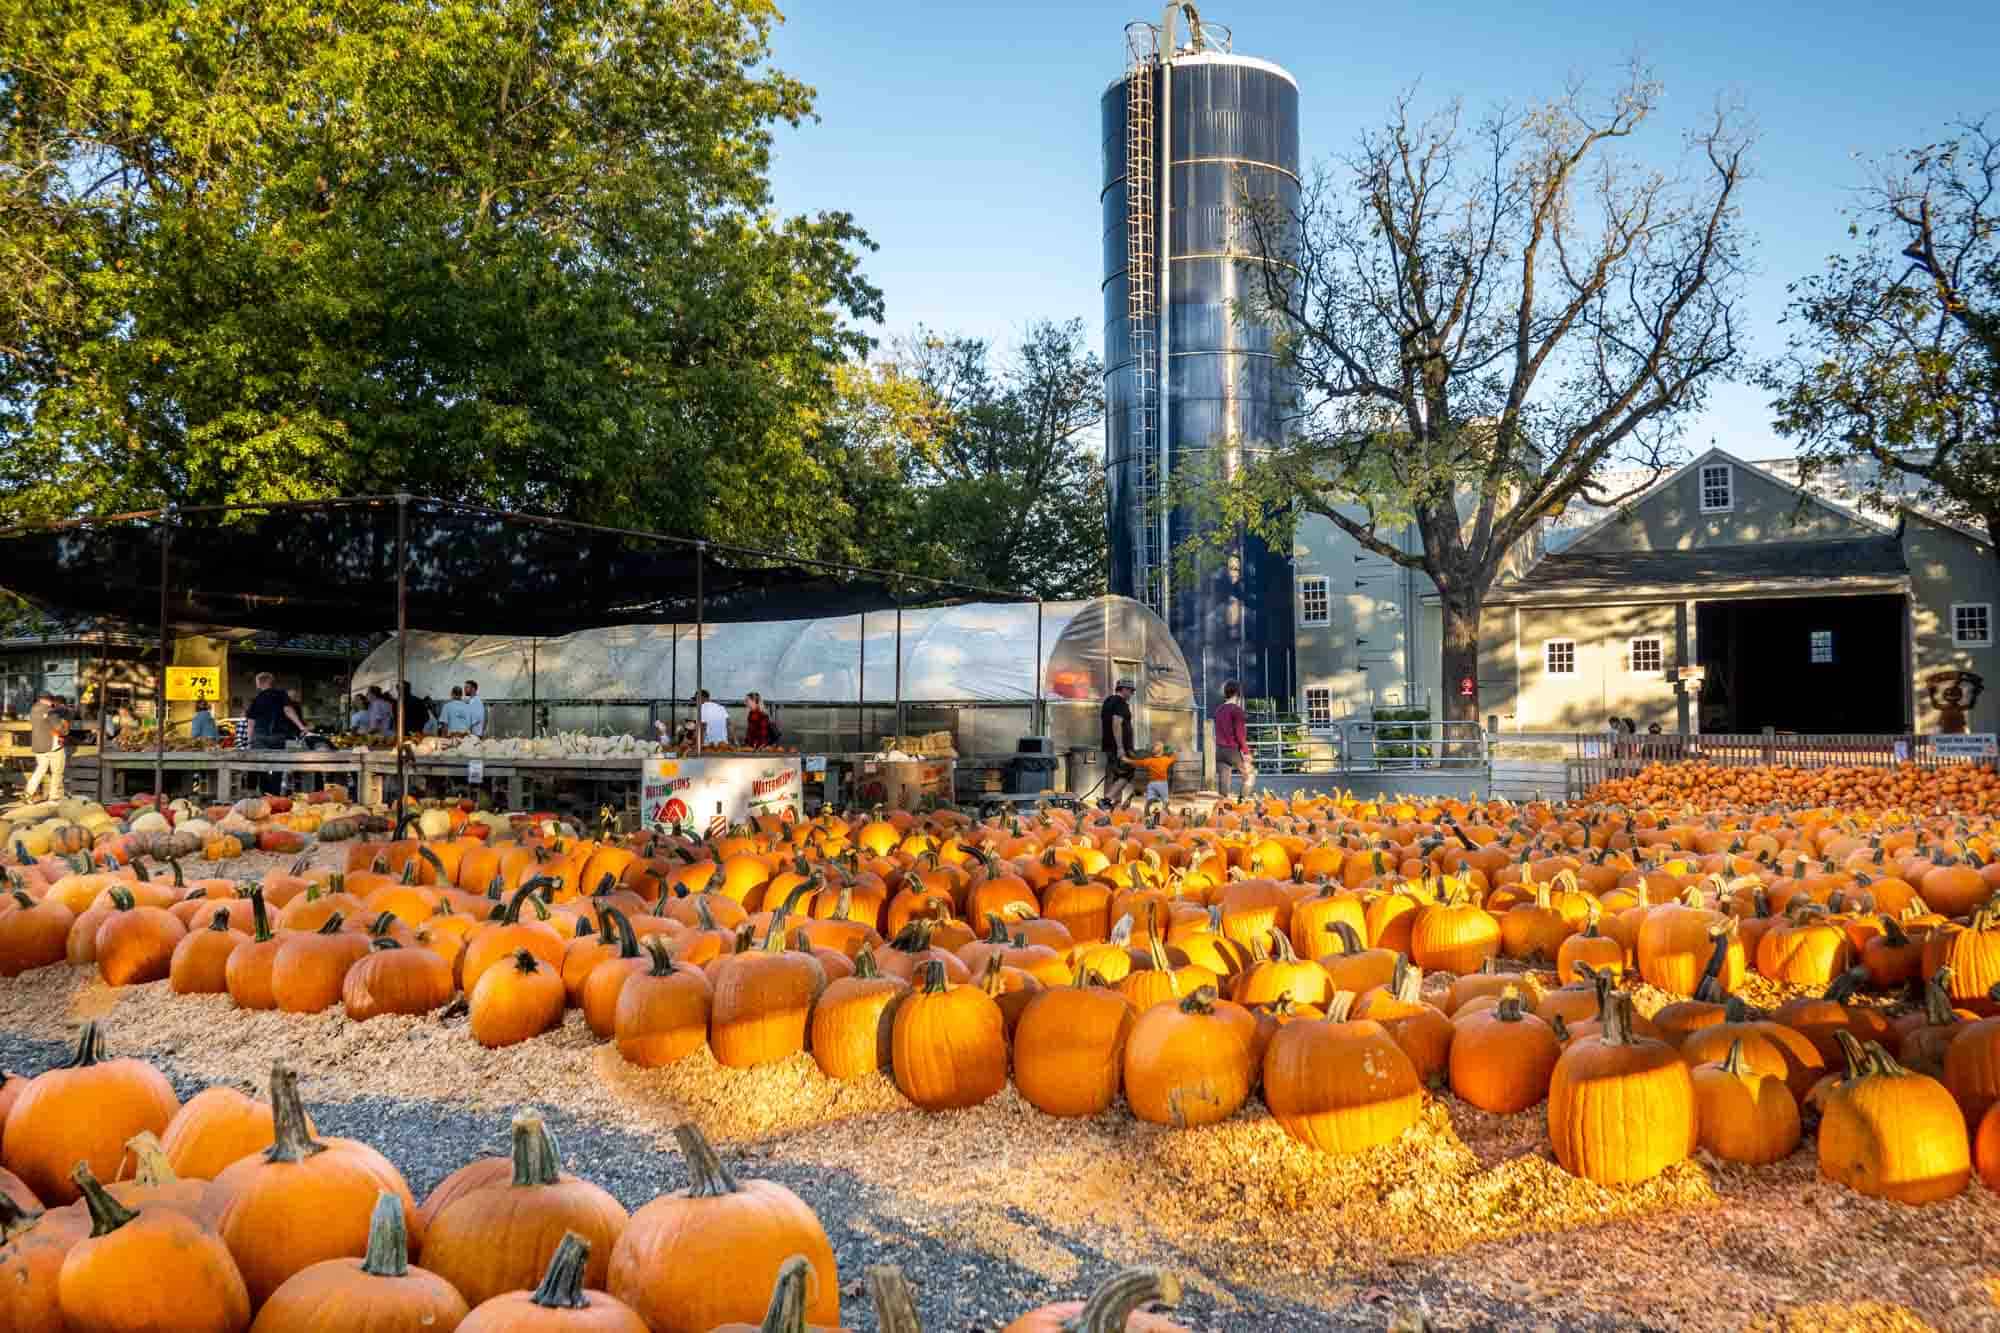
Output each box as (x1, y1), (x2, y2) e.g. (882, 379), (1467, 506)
(351, 596), (1197, 756)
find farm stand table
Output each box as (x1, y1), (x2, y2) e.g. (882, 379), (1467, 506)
(67, 750), (365, 802)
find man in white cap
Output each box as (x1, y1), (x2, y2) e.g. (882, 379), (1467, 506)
(1099, 677), (1138, 808)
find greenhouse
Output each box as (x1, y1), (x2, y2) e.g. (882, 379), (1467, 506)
(350, 595), (1197, 757)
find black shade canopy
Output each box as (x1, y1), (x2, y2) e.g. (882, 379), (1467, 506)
(0, 498), (1015, 636)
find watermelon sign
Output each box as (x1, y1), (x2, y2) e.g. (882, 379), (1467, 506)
(641, 757), (802, 830)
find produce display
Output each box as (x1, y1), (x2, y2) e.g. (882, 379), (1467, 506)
(0, 1027), (1138, 1332)
(1589, 760), (2000, 814)
(7, 779), (2000, 1327)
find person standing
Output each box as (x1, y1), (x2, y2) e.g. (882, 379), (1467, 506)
(1213, 680), (1255, 799)
(696, 690), (729, 748)
(189, 699), (220, 741)
(462, 680), (487, 737)
(1099, 677), (1137, 808)
(22, 690), (68, 801)
(365, 687), (394, 736)
(436, 686), (469, 734)
(246, 672), (306, 795)
(744, 692), (774, 748)
(245, 673), (305, 748)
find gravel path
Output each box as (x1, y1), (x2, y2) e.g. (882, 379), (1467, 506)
(0, 1030), (1654, 1332)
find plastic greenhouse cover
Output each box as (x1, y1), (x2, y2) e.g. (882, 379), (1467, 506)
(352, 597), (1195, 709)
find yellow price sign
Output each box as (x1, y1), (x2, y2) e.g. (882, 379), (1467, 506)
(165, 666), (222, 703)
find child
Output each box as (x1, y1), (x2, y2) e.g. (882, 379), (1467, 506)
(1130, 743), (1176, 806)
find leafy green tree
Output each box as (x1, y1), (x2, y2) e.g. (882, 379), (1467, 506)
(1204, 70), (1750, 721)
(899, 320), (1106, 599)
(0, 0), (879, 548)
(1766, 117), (2000, 545)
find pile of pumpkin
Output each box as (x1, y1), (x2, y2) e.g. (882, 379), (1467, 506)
(13, 793), (2000, 1204)
(1587, 760), (2000, 815)
(0, 1037), (1205, 1332)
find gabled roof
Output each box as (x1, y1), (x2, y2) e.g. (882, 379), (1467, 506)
(1484, 536), (1909, 607)
(1542, 446), (1894, 559)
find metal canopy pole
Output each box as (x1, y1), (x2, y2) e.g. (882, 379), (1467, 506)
(529, 638), (538, 738)
(694, 543), (705, 755)
(394, 494), (409, 814)
(893, 592), (904, 740)
(96, 627), (110, 803)
(857, 611), (866, 754)
(154, 521), (170, 801)
(1034, 600), (1045, 736)
(670, 627), (678, 734)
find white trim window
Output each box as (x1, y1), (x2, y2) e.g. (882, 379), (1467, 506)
(1298, 575), (1330, 628)
(1808, 629), (1835, 665)
(1954, 603), (1992, 648)
(1699, 463), (1734, 514)
(1303, 686), (1333, 728)
(1544, 640), (1577, 675)
(1625, 637), (1664, 674)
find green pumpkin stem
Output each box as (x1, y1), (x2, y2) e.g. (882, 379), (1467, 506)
(868, 1265), (923, 1333)
(1072, 1267), (1183, 1333)
(248, 887), (271, 942)
(527, 1231), (593, 1309)
(756, 1255), (813, 1333)
(71, 1162), (138, 1238)
(263, 1063), (328, 1164)
(359, 1191), (411, 1278)
(919, 958), (950, 994)
(59, 1021), (106, 1069)
(674, 1123), (741, 1197)
(1718, 1037), (1751, 1079)
(509, 1111), (563, 1188)
(852, 948), (881, 980)
(643, 936), (677, 976)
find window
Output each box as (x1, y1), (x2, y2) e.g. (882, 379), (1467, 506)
(1625, 638), (1664, 674)
(1303, 687), (1333, 728)
(1544, 640), (1576, 675)
(1700, 463), (1734, 513)
(1954, 603), (1992, 648)
(1809, 630), (1835, 665)
(1299, 576), (1330, 627)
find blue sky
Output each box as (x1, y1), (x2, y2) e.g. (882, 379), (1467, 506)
(765, 0), (1999, 461)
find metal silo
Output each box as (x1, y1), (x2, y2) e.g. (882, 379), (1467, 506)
(1101, 5), (1299, 717)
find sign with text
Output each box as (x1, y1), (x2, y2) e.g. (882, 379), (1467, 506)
(641, 757), (803, 832)
(165, 666), (222, 702)
(1934, 733), (1998, 760)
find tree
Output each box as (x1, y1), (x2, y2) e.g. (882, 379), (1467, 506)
(0, 0), (880, 549)
(814, 320), (1107, 599)
(1765, 117), (2000, 546)
(1203, 69), (1750, 721)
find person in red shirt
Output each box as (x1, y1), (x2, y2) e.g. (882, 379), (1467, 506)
(1213, 680), (1254, 799)
(744, 692), (775, 748)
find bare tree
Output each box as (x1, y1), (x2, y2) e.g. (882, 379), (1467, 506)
(1766, 117), (2000, 546)
(1205, 67), (1750, 723)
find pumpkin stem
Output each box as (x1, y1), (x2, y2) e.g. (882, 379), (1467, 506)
(674, 1123), (741, 1197)
(59, 1021), (106, 1070)
(122, 1131), (176, 1185)
(919, 959), (951, 994)
(852, 947), (881, 980)
(71, 1162), (138, 1238)
(1072, 1267), (1183, 1333)
(263, 1064), (328, 1164)
(755, 1254), (813, 1333)
(527, 1231), (594, 1310)
(1324, 989), (1357, 1022)
(509, 1111), (563, 1188)
(355, 1191), (413, 1278)
(1718, 1037), (1751, 1079)
(1178, 985), (1218, 1016)
(0, 1193), (43, 1244)
(868, 1265), (923, 1333)
(1493, 994), (1526, 1022)
(1600, 992), (1639, 1046)
(513, 948), (541, 975)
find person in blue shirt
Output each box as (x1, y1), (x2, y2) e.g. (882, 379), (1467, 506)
(189, 699), (220, 741)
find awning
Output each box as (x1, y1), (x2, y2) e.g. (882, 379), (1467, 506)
(0, 499), (1020, 637)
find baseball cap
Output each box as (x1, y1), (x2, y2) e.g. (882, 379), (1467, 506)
(1116, 678), (1136, 691)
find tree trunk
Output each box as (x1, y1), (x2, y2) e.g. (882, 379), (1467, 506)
(1440, 593), (1482, 727)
